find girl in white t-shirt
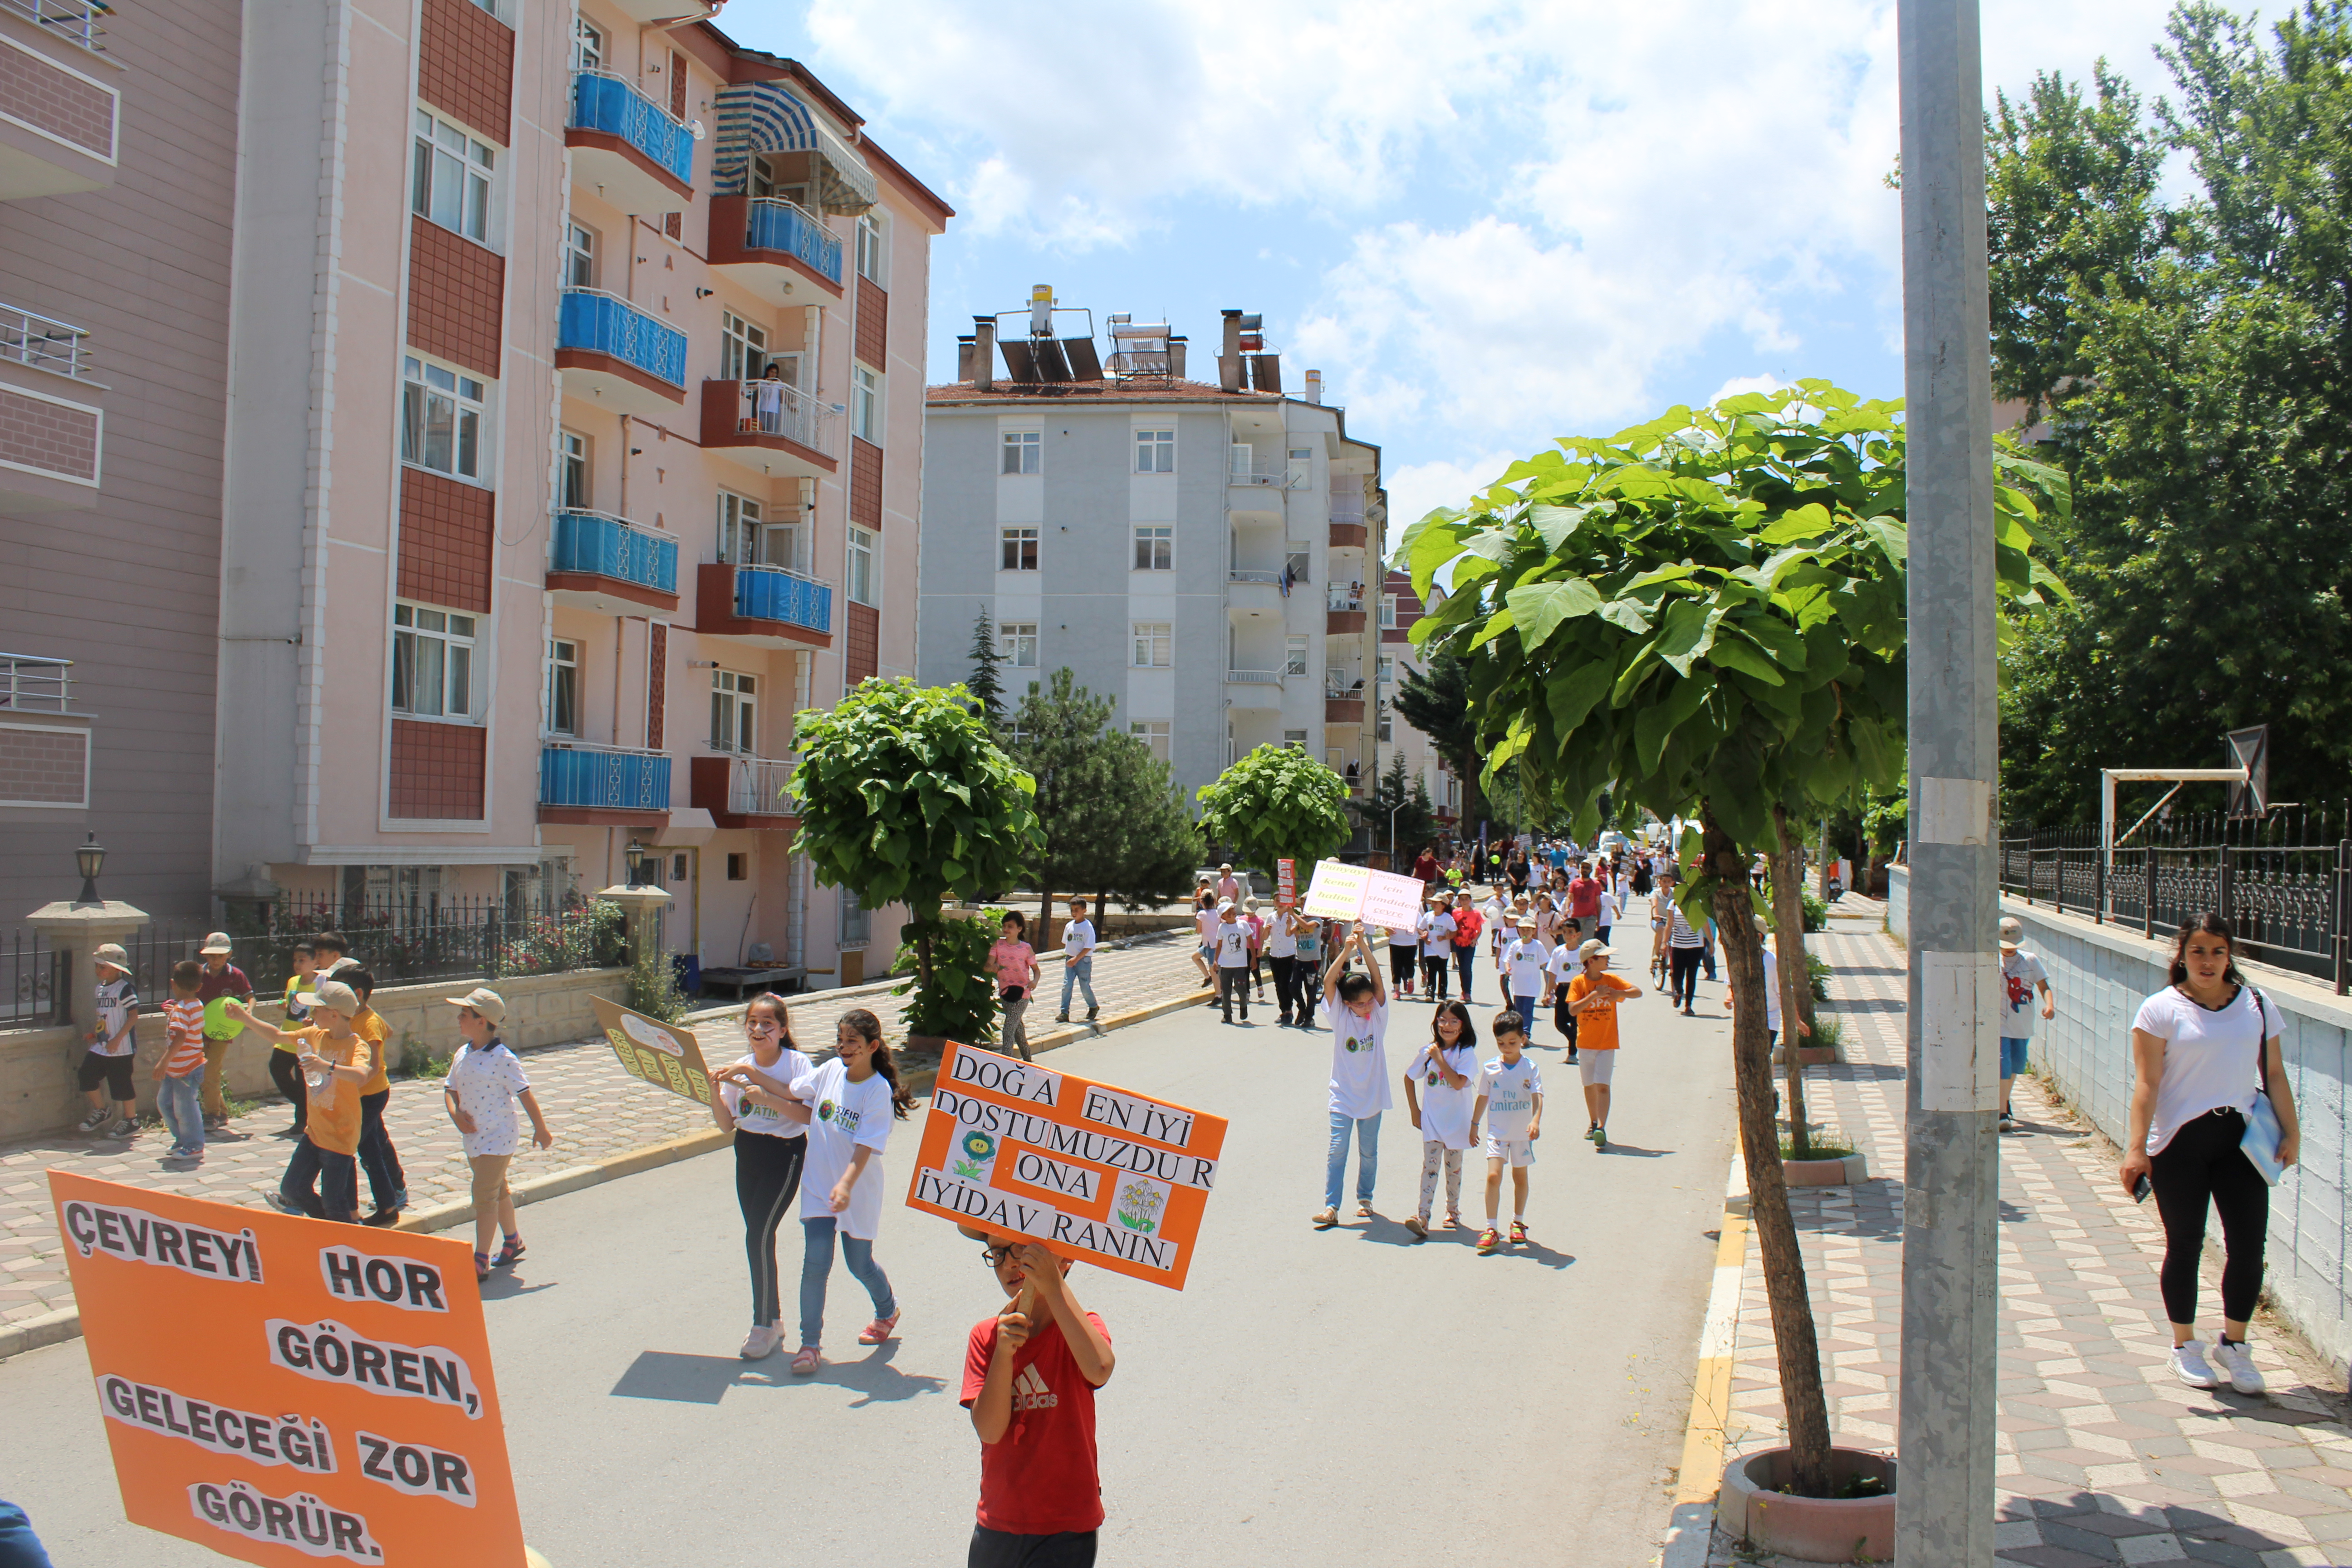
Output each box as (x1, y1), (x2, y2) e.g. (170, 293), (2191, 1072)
(2120, 915), (2300, 1396)
(1402, 1002), (1480, 1238)
(791, 1008), (914, 1376)
(709, 992), (814, 1361)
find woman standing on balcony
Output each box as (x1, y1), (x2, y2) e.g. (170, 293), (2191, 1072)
(2120, 915), (2301, 1394)
(710, 991), (813, 1361)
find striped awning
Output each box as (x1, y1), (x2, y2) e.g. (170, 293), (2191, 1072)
(711, 82), (877, 213)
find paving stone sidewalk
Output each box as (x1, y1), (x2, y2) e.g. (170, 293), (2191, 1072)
(1706, 923), (2352, 1568)
(0, 934), (1209, 1335)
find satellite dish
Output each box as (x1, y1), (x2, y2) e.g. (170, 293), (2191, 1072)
(689, 118), (707, 141)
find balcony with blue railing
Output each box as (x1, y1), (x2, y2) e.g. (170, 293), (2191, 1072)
(548, 510), (679, 613)
(556, 288), (688, 419)
(538, 741), (671, 826)
(696, 560), (833, 649)
(566, 69), (695, 211)
(709, 194), (845, 302)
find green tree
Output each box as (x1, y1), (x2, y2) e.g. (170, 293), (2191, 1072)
(790, 679), (1043, 1020)
(1005, 670), (1122, 929)
(1391, 649), (1486, 834)
(1089, 741), (1207, 919)
(1403, 383), (2065, 1496)
(1370, 750), (1436, 864)
(1197, 745), (1351, 882)
(965, 607), (1008, 728)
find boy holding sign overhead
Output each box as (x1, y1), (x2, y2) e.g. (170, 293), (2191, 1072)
(963, 1234), (1116, 1568)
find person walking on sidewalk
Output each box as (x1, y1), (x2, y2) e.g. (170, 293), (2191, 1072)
(269, 941), (317, 1139)
(1998, 916), (2054, 1130)
(1544, 935), (1582, 1064)
(1472, 1012), (1544, 1254)
(1388, 918), (1419, 998)
(1265, 899), (1302, 1026)
(153, 961), (208, 1161)
(1056, 899), (1099, 1024)
(2119, 914), (2300, 1395)
(1449, 892), (1484, 1004)
(710, 991), (813, 1360)
(192, 932), (253, 1132)
(438, 988), (553, 1280)
(1402, 1001), (1479, 1239)
(1213, 901), (1254, 1024)
(1665, 898), (1708, 1014)
(1564, 940), (1641, 1149)
(1290, 910), (1324, 1028)
(792, 1008), (912, 1375)
(989, 912), (1041, 1061)
(1313, 925), (1390, 1229)
(75, 943), (139, 1139)
(1416, 894), (1456, 1001)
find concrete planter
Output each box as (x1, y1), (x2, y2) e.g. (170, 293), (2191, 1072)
(1717, 1446), (1896, 1562)
(1783, 1152), (1870, 1186)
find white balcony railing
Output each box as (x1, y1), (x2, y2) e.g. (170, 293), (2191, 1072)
(1327, 675), (1365, 699)
(1229, 461), (1291, 486)
(0, 651), (72, 712)
(1329, 500), (1367, 525)
(730, 377), (840, 458)
(1225, 669), (1282, 685)
(1328, 594), (1366, 612)
(1228, 569), (1281, 585)
(0, 304), (90, 378)
(727, 754), (799, 817)
(2, 0), (104, 50)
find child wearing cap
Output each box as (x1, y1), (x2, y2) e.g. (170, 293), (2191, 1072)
(1499, 919), (1548, 1026)
(442, 988), (552, 1281)
(154, 960), (208, 1160)
(193, 931), (253, 1130)
(1213, 901), (1254, 1024)
(226, 981), (375, 1224)
(1057, 900), (1099, 1024)
(75, 942), (140, 1138)
(1564, 939), (1643, 1150)
(1998, 916), (2054, 1131)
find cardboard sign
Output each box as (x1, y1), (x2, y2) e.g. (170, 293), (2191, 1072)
(905, 1043), (1226, 1290)
(1277, 858), (1296, 905)
(1300, 858), (1428, 929)
(592, 995), (714, 1105)
(49, 1171), (525, 1566)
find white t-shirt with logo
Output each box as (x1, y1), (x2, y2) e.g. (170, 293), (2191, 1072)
(1062, 918), (1097, 961)
(1265, 916), (1298, 959)
(1214, 920), (1251, 969)
(1328, 1001), (1392, 1119)
(721, 1049), (812, 1141)
(1407, 1043), (1480, 1150)
(1546, 942), (1581, 988)
(2001, 950), (2049, 1041)
(2132, 984), (2283, 1156)
(1479, 1056), (1544, 1142)
(1418, 912), (1456, 958)
(1500, 939), (1549, 996)
(796, 1057), (898, 1240)
(92, 976), (137, 1054)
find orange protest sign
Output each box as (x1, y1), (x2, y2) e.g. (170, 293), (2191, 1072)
(592, 995), (715, 1105)
(49, 1171), (526, 1566)
(904, 1042), (1226, 1289)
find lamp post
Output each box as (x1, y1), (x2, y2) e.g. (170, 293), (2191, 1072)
(74, 833), (104, 905)
(624, 838), (646, 888)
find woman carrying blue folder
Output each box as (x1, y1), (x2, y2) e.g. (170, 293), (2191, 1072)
(2118, 913), (2301, 1396)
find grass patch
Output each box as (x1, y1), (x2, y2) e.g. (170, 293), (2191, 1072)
(1780, 1126), (1861, 1161)
(1806, 1015), (1847, 1055)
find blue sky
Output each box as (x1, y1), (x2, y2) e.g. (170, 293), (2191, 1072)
(716, 0), (2238, 548)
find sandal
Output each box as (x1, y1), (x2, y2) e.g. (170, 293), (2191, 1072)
(474, 1253), (492, 1282)
(1404, 1215), (1428, 1241)
(492, 1238), (525, 1269)
(857, 1312), (901, 1346)
(1476, 1227), (1501, 1256)
(1509, 1220), (1529, 1245)
(1311, 1207), (1338, 1229)
(1355, 1200), (1373, 1219)
(789, 1347), (820, 1376)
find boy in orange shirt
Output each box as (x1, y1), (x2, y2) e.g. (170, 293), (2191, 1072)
(226, 980), (373, 1223)
(1564, 939), (1643, 1150)
(154, 960), (209, 1161)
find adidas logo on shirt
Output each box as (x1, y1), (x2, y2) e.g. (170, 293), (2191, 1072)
(1012, 1364), (1058, 1411)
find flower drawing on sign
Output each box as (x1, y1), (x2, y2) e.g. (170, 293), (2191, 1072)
(955, 1131), (996, 1181)
(1114, 1179), (1163, 1234)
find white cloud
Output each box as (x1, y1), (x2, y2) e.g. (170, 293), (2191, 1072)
(1708, 374), (1793, 405)
(1381, 449), (1523, 561)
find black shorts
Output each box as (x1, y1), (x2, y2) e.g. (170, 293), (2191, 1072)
(78, 1050), (134, 1100)
(970, 1526), (1098, 1568)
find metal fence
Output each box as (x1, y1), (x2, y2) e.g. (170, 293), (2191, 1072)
(1, 928), (66, 1027)
(1999, 804), (2352, 991)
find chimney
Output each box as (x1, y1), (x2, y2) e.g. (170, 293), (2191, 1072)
(972, 316), (995, 392)
(956, 335), (975, 383)
(1167, 335), (1187, 381)
(1305, 368), (1323, 405)
(1218, 309), (1244, 392)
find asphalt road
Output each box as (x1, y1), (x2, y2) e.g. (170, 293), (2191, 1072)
(0, 939), (1740, 1568)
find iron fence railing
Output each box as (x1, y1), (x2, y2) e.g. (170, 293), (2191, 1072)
(1999, 804), (2352, 992)
(0, 303), (91, 378)
(1, 927), (66, 1027)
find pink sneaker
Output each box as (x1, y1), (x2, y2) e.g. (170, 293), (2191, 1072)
(857, 1312), (901, 1346)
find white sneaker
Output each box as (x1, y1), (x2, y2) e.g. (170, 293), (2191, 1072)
(76, 1107), (109, 1134)
(2210, 1337), (2266, 1395)
(739, 1323), (782, 1360)
(2172, 1340), (2221, 1389)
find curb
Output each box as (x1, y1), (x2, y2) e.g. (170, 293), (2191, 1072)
(1662, 1140), (1753, 1568)
(0, 980), (1214, 1365)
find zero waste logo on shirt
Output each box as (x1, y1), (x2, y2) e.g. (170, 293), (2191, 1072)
(819, 1098), (864, 1136)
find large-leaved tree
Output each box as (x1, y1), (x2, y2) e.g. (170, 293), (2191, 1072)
(1196, 745), (1352, 883)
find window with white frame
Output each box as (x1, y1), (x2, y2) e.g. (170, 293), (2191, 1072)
(412, 109), (495, 245)
(1132, 524), (1171, 571)
(855, 213), (885, 284)
(847, 526), (877, 606)
(720, 311), (767, 384)
(392, 603), (479, 721)
(1380, 593), (1399, 629)
(562, 222), (595, 289)
(999, 622), (1039, 668)
(1131, 720), (1170, 763)
(1135, 428), (1175, 473)
(401, 356), (485, 480)
(1378, 706), (1393, 742)
(1000, 526), (1039, 571)
(710, 669), (756, 754)
(545, 639), (578, 735)
(1132, 621), (1171, 668)
(840, 887), (870, 948)
(850, 364), (881, 443)
(1378, 655), (1396, 687)
(1000, 431), (1039, 475)
(571, 16), (603, 71)
(558, 431), (588, 510)
(1283, 729), (1309, 750)
(716, 490), (762, 565)
(1285, 635), (1309, 676)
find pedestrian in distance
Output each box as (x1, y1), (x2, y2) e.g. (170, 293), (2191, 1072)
(1595, 882), (1619, 952)
(1499, 917), (1547, 1032)
(1564, 940), (1641, 1149)
(1242, 897), (1269, 1005)
(1387, 917), (1419, 997)
(962, 1235), (1116, 1568)
(269, 940), (317, 1139)
(1665, 897), (1709, 1013)
(1416, 894), (1456, 1001)
(1290, 910), (1324, 1028)
(1649, 882), (1672, 988)
(75, 942), (139, 1140)
(334, 967), (409, 1226)
(1213, 901), (1254, 1024)
(1313, 924), (1391, 1229)
(1480, 885), (1510, 967)
(2119, 914), (2300, 1395)
(1998, 915), (2054, 1130)
(1215, 862), (1243, 906)
(1193, 890), (1219, 998)
(154, 960), (208, 1162)
(1544, 935), (1582, 1063)
(1449, 891), (1483, 1004)
(193, 931), (253, 1131)
(709, 991), (813, 1360)
(1566, 861), (1603, 949)
(791, 1008), (914, 1375)
(1056, 899), (1099, 1024)
(229, 980), (375, 1228)
(990, 912), (1041, 1061)
(1403, 1001), (1480, 1239)
(1265, 899), (1302, 1026)
(1471, 1012), (1544, 1254)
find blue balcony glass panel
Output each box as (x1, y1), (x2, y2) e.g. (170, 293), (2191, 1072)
(735, 566), (832, 634)
(743, 198), (843, 285)
(557, 289), (688, 389)
(569, 70), (696, 189)
(552, 511), (677, 594)
(539, 745), (671, 811)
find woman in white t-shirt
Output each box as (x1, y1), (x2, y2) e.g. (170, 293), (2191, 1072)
(1264, 901), (1302, 1025)
(2119, 915), (2301, 1395)
(709, 992), (814, 1361)
(791, 1008), (914, 1376)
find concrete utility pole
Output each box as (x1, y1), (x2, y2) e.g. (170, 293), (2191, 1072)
(1897, 0), (2001, 1561)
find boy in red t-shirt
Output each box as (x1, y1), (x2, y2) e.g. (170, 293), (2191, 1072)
(962, 1233), (1116, 1568)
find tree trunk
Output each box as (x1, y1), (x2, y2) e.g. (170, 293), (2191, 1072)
(1818, 814), (1834, 899)
(1037, 887), (1054, 945)
(1705, 804), (1834, 1497)
(1772, 807), (1816, 1157)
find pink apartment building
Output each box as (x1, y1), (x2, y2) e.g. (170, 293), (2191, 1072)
(213, 0), (945, 987)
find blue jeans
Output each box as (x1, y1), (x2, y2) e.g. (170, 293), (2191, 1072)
(1512, 995), (1538, 1031)
(800, 1216), (895, 1349)
(2000, 1037), (2030, 1079)
(1324, 1110), (1381, 1210)
(157, 1072), (203, 1152)
(281, 1138), (358, 1220)
(1060, 954), (1097, 1015)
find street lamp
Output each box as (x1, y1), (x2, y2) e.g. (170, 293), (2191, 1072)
(75, 833), (104, 904)
(624, 839), (647, 888)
